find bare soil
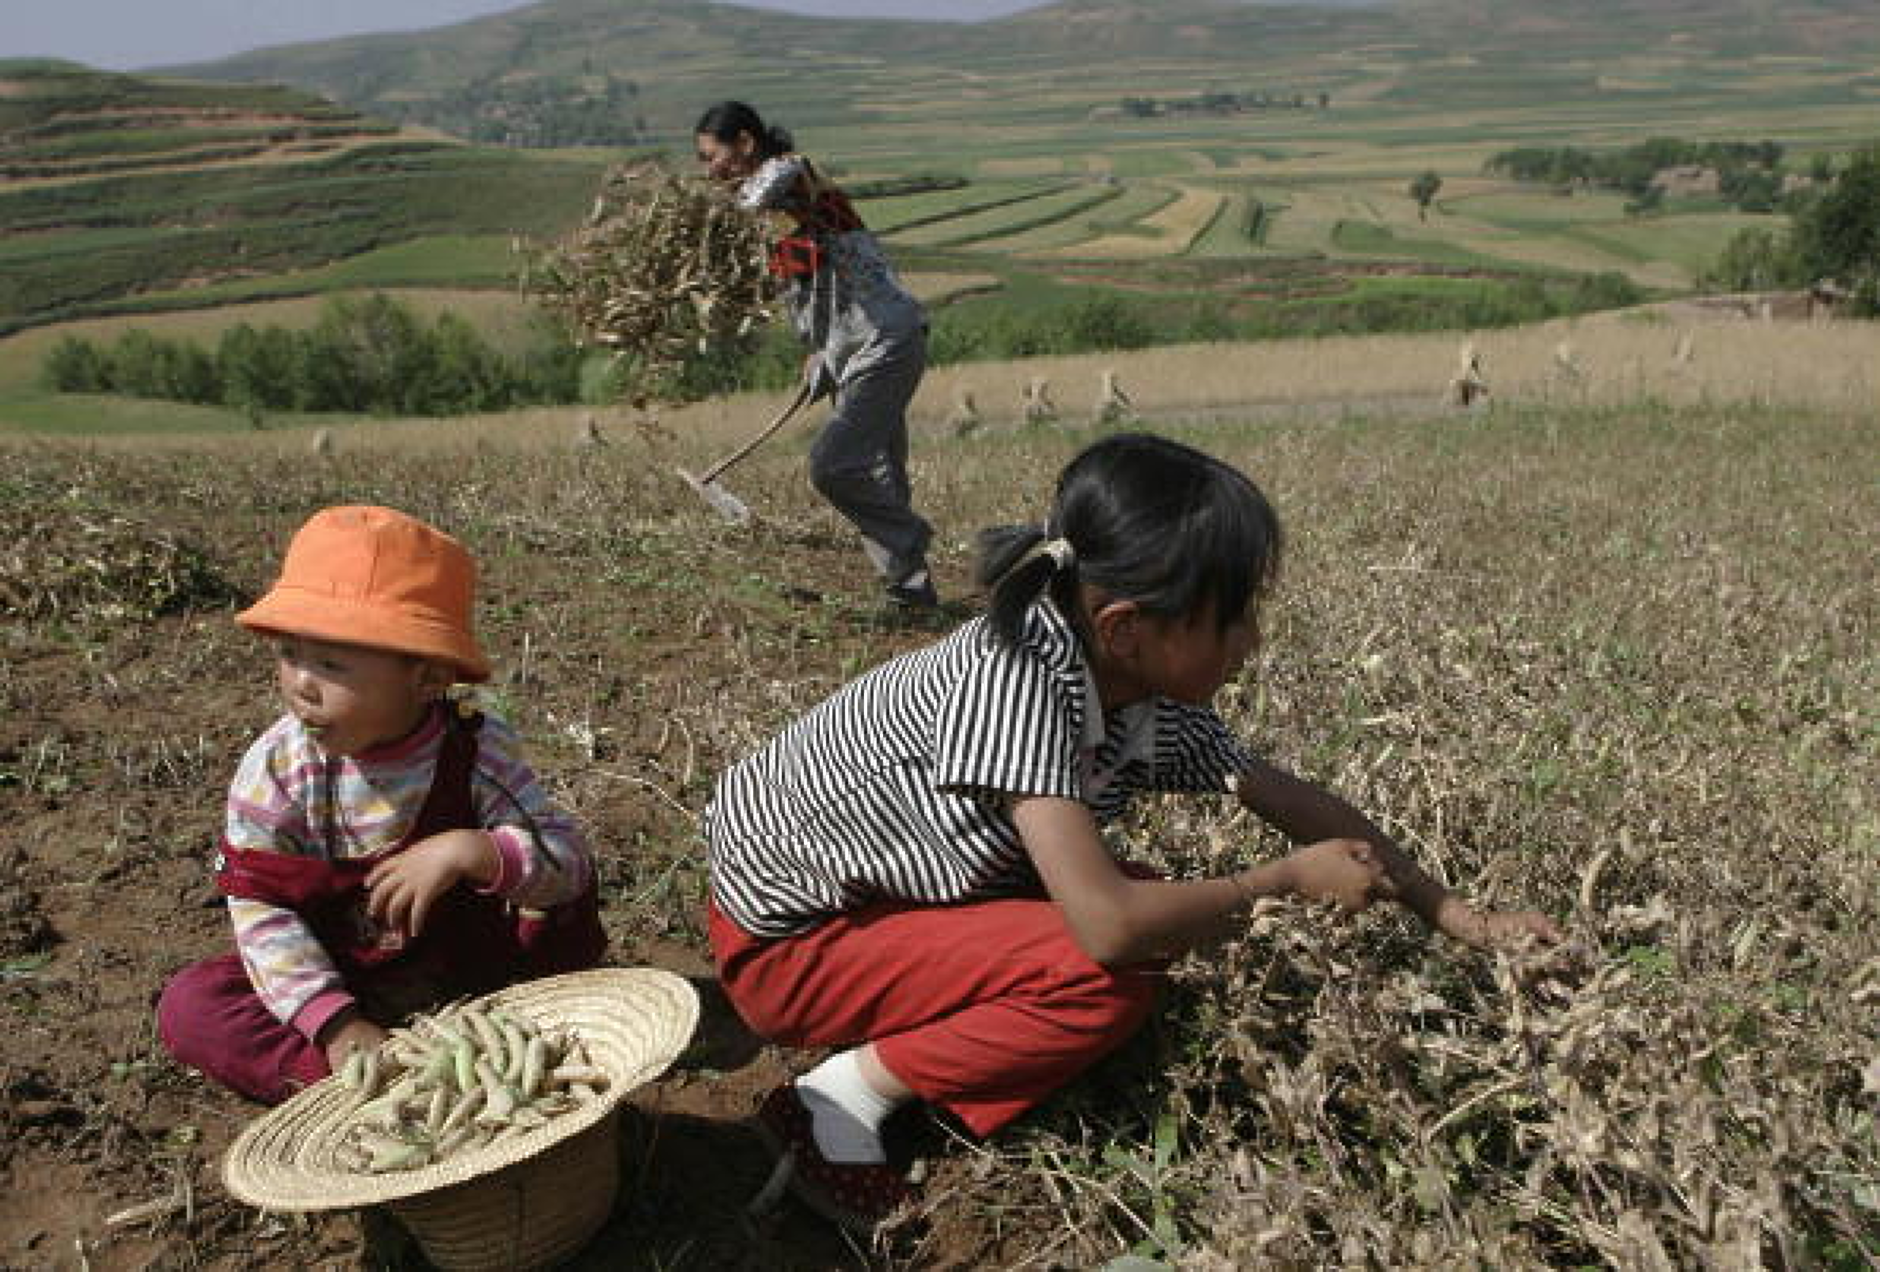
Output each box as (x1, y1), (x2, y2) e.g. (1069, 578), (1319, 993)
(0, 443), (1019, 1271)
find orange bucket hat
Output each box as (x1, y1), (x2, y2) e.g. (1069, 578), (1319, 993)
(237, 506), (492, 683)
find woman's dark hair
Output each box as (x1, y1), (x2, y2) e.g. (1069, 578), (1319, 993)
(694, 100), (794, 160)
(976, 432), (1283, 648)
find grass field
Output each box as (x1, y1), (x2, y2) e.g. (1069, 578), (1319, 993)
(2, 335), (1872, 1266)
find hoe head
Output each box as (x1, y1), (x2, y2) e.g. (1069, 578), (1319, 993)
(677, 466), (752, 525)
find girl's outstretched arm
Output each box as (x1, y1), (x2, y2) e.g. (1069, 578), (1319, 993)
(1232, 757), (1561, 950)
(1013, 794), (1390, 965)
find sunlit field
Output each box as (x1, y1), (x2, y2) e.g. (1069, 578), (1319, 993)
(3, 322), (1873, 1267)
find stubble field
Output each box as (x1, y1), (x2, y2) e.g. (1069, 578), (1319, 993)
(0, 326), (1875, 1269)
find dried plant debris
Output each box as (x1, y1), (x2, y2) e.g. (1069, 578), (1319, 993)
(530, 164), (779, 407)
(0, 501), (234, 623)
(332, 1001), (609, 1174)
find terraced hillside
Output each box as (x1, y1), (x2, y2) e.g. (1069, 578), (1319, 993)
(160, 1), (1879, 293)
(8, 1), (1878, 348)
(0, 62), (605, 333)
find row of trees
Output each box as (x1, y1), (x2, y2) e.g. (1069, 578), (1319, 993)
(1704, 144), (1880, 311)
(1485, 138), (1791, 213)
(1119, 90), (1329, 117)
(42, 294), (584, 416)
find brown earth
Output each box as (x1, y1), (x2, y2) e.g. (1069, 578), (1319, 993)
(13, 398), (1869, 1269)
(0, 441), (1058, 1272)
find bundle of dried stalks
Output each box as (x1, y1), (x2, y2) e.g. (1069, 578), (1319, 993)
(530, 164), (779, 406)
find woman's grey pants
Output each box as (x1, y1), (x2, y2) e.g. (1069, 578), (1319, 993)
(808, 333), (933, 586)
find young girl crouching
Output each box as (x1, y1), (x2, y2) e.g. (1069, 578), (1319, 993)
(704, 432), (1560, 1232)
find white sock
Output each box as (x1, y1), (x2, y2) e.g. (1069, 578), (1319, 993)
(795, 1049), (903, 1165)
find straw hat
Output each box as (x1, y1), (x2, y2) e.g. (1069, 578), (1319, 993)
(238, 505), (492, 683)
(222, 968), (698, 1212)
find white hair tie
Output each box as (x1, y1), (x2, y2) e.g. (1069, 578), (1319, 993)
(999, 535), (1075, 587)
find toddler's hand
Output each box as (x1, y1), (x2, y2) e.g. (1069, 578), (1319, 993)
(1281, 838), (1393, 912)
(365, 830), (499, 938)
(320, 1012), (388, 1073)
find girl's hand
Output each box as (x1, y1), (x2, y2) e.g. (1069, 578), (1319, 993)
(1441, 903), (1563, 952)
(365, 830), (499, 938)
(320, 1011), (388, 1073)
(1280, 838), (1394, 911)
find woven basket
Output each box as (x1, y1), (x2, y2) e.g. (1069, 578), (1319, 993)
(389, 1107), (621, 1271)
(222, 968), (698, 1270)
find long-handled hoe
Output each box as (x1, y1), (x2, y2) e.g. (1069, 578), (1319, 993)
(675, 379), (814, 525)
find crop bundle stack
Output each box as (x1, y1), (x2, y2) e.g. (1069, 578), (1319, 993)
(334, 1001), (610, 1174)
(531, 164), (778, 405)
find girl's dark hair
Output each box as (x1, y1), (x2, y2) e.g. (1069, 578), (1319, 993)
(976, 432), (1283, 647)
(694, 100), (794, 159)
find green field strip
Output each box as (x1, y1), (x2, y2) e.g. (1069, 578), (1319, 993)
(4, 142), (283, 180)
(0, 390), (261, 436)
(1564, 213), (1779, 276)
(961, 183), (1178, 254)
(0, 223), (205, 265)
(1103, 148), (1208, 179)
(1185, 194), (1260, 258)
(862, 181), (1064, 234)
(111, 235), (523, 308)
(1447, 189), (1638, 229)
(893, 185), (1125, 249)
(979, 216), (1104, 254)
(1084, 184), (1184, 231)
(1328, 220), (1511, 269)
(4, 121), (388, 162)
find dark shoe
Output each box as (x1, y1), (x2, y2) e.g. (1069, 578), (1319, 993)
(752, 1083), (912, 1234)
(884, 571), (939, 610)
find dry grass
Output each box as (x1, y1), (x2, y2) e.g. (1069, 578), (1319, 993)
(2, 332), (1873, 1268)
(917, 314), (1880, 434)
(59, 313), (1876, 468)
(896, 401), (1878, 1269)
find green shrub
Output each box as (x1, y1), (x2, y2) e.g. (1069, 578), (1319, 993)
(40, 295), (585, 416)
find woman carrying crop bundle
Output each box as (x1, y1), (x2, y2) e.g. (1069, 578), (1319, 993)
(696, 100), (938, 610)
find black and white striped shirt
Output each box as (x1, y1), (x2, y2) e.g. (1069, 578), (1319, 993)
(706, 601), (1252, 937)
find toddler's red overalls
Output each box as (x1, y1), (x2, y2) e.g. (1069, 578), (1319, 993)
(157, 713), (604, 1104)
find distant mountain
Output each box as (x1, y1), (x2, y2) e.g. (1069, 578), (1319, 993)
(163, 0), (1880, 146)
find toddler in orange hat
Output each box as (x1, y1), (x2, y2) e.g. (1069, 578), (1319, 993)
(157, 506), (605, 1104)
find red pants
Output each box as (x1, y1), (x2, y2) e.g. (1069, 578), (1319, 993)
(157, 954), (337, 1105)
(710, 897), (1161, 1136)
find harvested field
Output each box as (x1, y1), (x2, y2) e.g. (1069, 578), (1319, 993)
(1, 326), (1873, 1265)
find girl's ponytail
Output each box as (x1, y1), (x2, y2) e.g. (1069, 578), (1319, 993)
(763, 123), (796, 157)
(976, 525), (1074, 648)
(975, 433), (1282, 653)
